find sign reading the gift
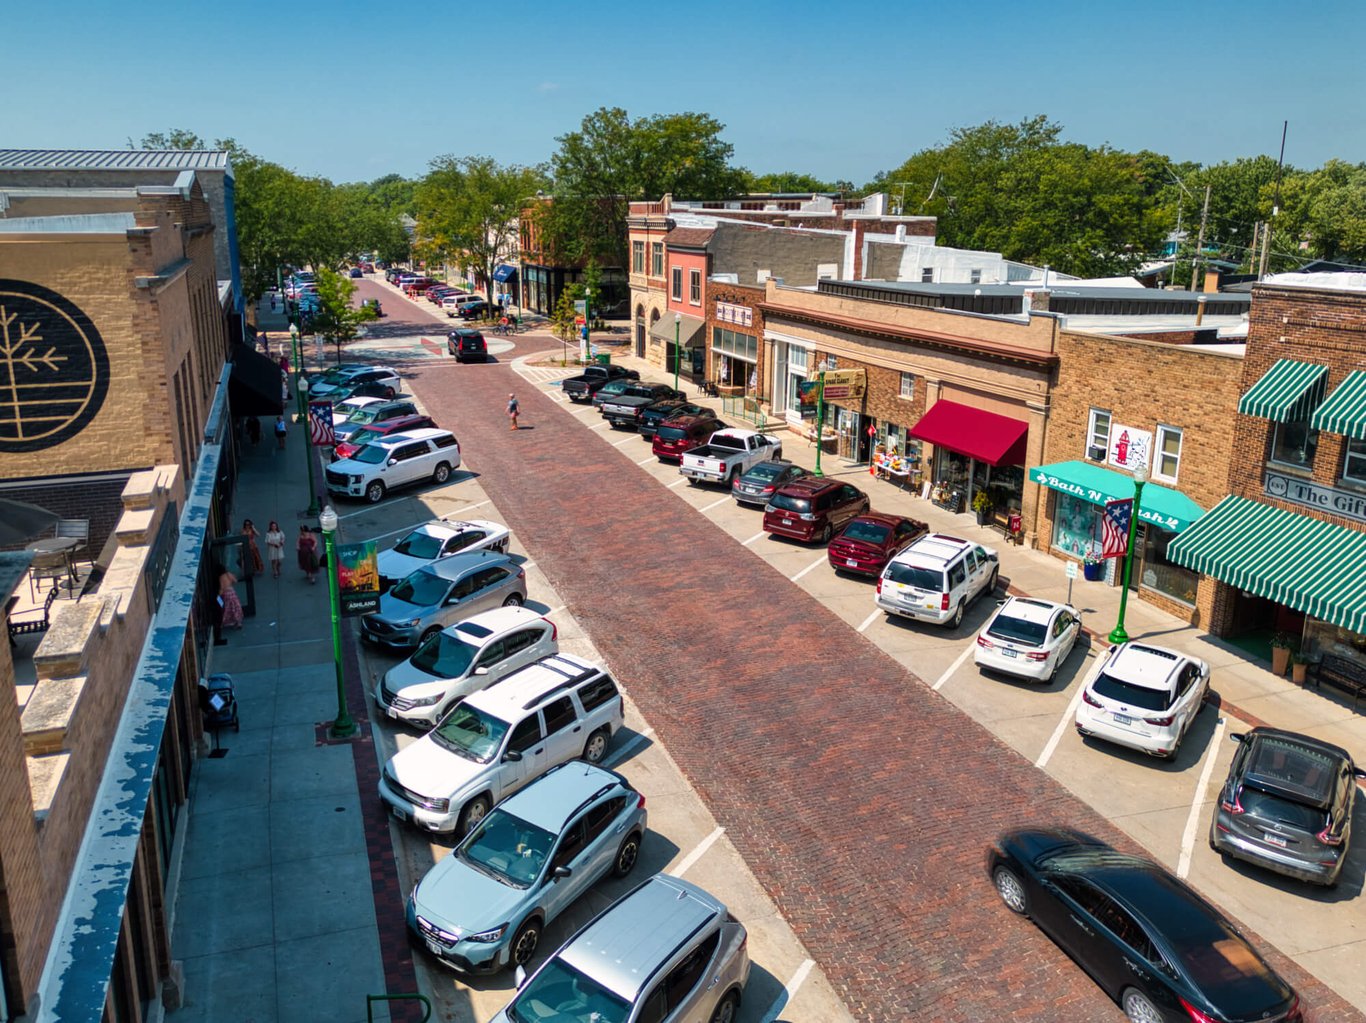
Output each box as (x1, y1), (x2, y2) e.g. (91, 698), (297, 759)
(1108, 425), (1151, 473)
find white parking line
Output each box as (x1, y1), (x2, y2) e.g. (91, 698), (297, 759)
(760, 959), (815, 1023)
(932, 641), (977, 691)
(601, 727), (653, 769)
(340, 498), (491, 525)
(699, 496), (730, 513)
(668, 827), (725, 878)
(742, 531), (767, 546)
(590, 420), (612, 431)
(667, 478), (689, 489)
(1178, 716), (1226, 879)
(790, 555), (827, 582)
(544, 605), (565, 617)
(612, 435), (637, 447)
(857, 608), (882, 633)
(636, 455), (657, 466)
(1035, 678), (1089, 770)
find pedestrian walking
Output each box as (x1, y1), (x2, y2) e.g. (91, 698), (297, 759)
(270, 292), (277, 312)
(274, 415), (288, 450)
(296, 525), (320, 584)
(245, 416), (261, 447)
(218, 564), (244, 630)
(242, 519), (265, 576)
(265, 520), (286, 578)
(507, 393), (519, 431)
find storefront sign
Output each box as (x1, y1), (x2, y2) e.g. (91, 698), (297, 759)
(716, 302), (753, 327)
(1029, 468), (1184, 530)
(1108, 425), (1151, 473)
(1264, 470), (1366, 525)
(820, 368), (866, 401)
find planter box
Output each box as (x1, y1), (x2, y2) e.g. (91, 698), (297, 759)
(1082, 561), (1105, 582)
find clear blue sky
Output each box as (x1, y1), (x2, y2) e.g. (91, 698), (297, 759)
(5, 0), (1362, 186)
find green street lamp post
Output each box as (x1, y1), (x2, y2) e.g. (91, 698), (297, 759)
(672, 312), (681, 394)
(318, 505), (356, 739)
(1108, 462), (1150, 645)
(813, 370), (827, 477)
(290, 324), (320, 517)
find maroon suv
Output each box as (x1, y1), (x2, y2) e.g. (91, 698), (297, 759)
(763, 477), (870, 544)
(331, 413), (436, 460)
(827, 513), (927, 576)
(651, 415), (725, 463)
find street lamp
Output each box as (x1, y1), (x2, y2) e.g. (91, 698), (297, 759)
(673, 312), (682, 394)
(1108, 461), (1150, 645)
(319, 505), (356, 739)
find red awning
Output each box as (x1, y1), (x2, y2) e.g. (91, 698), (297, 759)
(908, 400), (1029, 466)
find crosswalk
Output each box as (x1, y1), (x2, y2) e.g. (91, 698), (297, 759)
(516, 364), (578, 385)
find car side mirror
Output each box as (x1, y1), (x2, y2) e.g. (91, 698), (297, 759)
(1228, 732), (1246, 744)
(387, 458), (398, 466)
(504, 749), (523, 762)
(473, 666), (489, 676)
(552, 865), (571, 880)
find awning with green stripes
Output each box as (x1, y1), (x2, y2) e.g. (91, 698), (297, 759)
(1237, 358), (1329, 422)
(1168, 495), (1366, 633)
(1311, 370), (1366, 439)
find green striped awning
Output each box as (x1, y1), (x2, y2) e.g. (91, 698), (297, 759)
(1168, 495), (1366, 633)
(1311, 371), (1366, 439)
(1237, 358), (1328, 421)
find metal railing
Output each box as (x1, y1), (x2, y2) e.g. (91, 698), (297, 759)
(367, 993), (432, 1023)
(720, 393), (769, 430)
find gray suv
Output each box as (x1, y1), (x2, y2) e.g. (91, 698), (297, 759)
(492, 873), (749, 1023)
(360, 551), (525, 649)
(408, 761), (646, 974)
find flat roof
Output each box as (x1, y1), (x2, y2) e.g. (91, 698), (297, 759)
(0, 212), (136, 234)
(0, 149), (230, 171)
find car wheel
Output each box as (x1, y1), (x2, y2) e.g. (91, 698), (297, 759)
(612, 832), (642, 878)
(708, 992), (739, 1023)
(502, 592), (524, 607)
(986, 568), (999, 595)
(992, 865), (1028, 915)
(385, 387), (396, 399)
(687, 477), (699, 486)
(510, 917), (541, 967)
(582, 728), (609, 764)
(728, 468), (741, 487)
(433, 462), (452, 484)
(365, 480), (386, 503)
(950, 601), (965, 628)
(820, 524), (832, 544)
(458, 794), (491, 836)
(419, 626), (441, 646)
(1121, 988), (1163, 1023)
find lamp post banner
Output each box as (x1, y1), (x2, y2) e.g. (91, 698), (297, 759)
(308, 401), (335, 446)
(336, 540), (379, 616)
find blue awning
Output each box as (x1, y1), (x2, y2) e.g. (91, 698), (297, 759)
(492, 264), (517, 283)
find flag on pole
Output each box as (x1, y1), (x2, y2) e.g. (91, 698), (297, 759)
(1101, 498), (1133, 559)
(308, 401), (335, 447)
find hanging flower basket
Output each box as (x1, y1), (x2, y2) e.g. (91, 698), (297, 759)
(1082, 554), (1105, 581)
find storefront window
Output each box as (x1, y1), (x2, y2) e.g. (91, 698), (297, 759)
(1343, 437), (1366, 485)
(1271, 417), (1319, 468)
(1139, 525), (1198, 605)
(985, 464), (1024, 514)
(1303, 618), (1366, 666)
(1052, 492), (1101, 558)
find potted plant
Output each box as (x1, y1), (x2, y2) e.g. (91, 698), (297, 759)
(1082, 552), (1105, 582)
(1269, 632), (1296, 676)
(971, 490), (994, 527)
(1291, 651), (1311, 686)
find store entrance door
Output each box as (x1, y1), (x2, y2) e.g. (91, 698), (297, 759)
(856, 415), (874, 463)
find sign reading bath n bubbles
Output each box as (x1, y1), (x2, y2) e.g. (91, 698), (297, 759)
(337, 540), (380, 616)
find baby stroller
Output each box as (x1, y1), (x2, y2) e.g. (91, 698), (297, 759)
(199, 673), (240, 733)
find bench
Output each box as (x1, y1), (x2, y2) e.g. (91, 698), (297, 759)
(1310, 654), (1366, 709)
(7, 588), (57, 645)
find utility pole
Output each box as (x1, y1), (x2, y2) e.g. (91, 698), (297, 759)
(1248, 221), (1260, 277)
(1190, 185), (1211, 291)
(1258, 121), (1289, 282)
(1258, 221), (1273, 280)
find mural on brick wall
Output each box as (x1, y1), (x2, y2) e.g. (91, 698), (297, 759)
(0, 279), (109, 453)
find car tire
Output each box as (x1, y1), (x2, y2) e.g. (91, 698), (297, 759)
(612, 832), (642, 878)
(820, 524), (832, 544)
(365, 481), (386, 503)
(458, 794), (491, 836)
(502, 593), (524, 607)
(384, 387), (396, 399)
(687, 477), (699, 486)
(510, 917), (541, 967)
(582, 728), (609, 764)
(986, 568), (999, 596)
(419, 626), (441, 646)
(950, 601), (965, 629)
(433, 462), (452, 484)
(1121, 988), (1163, 1023)
(708, 992), (739, 1023)
(727, 468), (741, 487)
(992, 865), (1028, 915)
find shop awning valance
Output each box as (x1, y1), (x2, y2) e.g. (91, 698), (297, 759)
(492, 264), (517, 282)
(908, 400), (1028, 467)
(1030, 460), (1204, 532)
(228, 341), (284, 417)
(1167, 494), (1366, 633)
(649, 314), (705, 349)
(1310, 370), (1366, 439)
(1237, 358), (1328, 422)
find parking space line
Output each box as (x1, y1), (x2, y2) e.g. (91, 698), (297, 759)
(612, 436), (637, 447)
(636, 455), (657, 466)
(742, 531), (767, 546)
(699, 496), (730, 513)
(667, 478), (689, 489)
(590, 420), (612, 431)
(544, 605), (565, 617)
(790, 555), (827, 582)
(1178, 716), (1226, 879)
(932, 642), (977, 691)
(857, 608), (882, 633)
(760, 959), (815, 1023)
(1035, 679), (1089, 770)
(668, 827), (725, 878)
(601, 727), (653, 769)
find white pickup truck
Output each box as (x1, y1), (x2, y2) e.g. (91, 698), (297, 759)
(679, 429), (784, 486)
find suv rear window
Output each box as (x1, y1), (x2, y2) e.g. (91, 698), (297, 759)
(884, 563), (945, 590)
(656, 426), (687, 442)
(434, 435), (458, 449)
(1239, 787), (1327, 832)
(769, 493), (811, 513)
(1091, 671), (1172, 711)
(578, 674), (619, 712)
(987, 615), (1048, 646)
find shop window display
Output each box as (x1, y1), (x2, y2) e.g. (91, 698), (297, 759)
(1052, 492), (1102, 558)
(1303, 619), (1366, 670)
(1139, 525), (1199, 606)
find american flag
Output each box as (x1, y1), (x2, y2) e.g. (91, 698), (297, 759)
(1102, 498), (1133, 559)
(308, 401), (335, 447)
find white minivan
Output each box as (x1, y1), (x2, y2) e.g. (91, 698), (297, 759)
(876, 533), (999, 628)
(324, 428), (460, 503)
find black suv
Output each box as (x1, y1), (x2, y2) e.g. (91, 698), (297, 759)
(1210, 727), (1364, 886)
(447, 329), (488, 363)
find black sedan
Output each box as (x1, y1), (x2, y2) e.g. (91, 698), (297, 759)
(988, 829), (1300, 1023)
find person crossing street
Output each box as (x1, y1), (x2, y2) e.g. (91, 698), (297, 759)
(507, 393), (519, 431)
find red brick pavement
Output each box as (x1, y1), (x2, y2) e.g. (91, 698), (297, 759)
(383, 318), (1357, 1021)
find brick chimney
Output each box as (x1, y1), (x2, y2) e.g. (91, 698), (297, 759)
(1024, 289), (1051, 313)
(1203, 267), (1220, 293)
(851, 220), (867, 279)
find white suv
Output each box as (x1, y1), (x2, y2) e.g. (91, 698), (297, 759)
(379, 653), (625, 834)
(877, 533), (999, 628)
(1074, 642), (1210, 758)
(325, 428), (460, 503)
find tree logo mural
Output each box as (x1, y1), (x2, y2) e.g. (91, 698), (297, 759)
(0, 280), (109, 453)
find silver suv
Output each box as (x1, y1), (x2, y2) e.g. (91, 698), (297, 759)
(491, 874), (749, 1023)
(408, 761), (647, 974)
(361, 551), (525, 650)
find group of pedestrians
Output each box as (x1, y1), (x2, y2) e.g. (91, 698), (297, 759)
(215, 515), (323, 636)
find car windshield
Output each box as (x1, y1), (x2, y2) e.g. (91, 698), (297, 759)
(459, 809), (555, 888)
(409, 631), (480, 678)
(430, 705), (509, 763)
(348, 427), (382, 447)
(389, 571), (449, 608)
(987, 614), (1049, 646)
(1091, 671), (1172, 711)
(884, 563), (944, 590)
(393, 531), (444, 559)
(335, 401), (365, 416)
(350, 408), (382, 424)
(1239, 787), (1327, 832)
(842, 521), (890, 544)
(768, 493), (810, 513)
(508, 959), (629, 1023)
(351, 444), (392, 465)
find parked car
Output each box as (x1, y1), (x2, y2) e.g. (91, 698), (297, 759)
(376, 517), (511, 590)
(456, 299), (493, 319)
(877, 534), (999, 628)
(324, 428), (461, 503)
(652, 415), (728, 463)
(361, 550), (526, 650)
(561, 363), (639, 403)
(680, 428), (784, 487)
(349, 267), (363, 278)
(638, 399), (710, 439)
(403, 277), (436, 296)
(332, 413), (435, 461)
(1210, 727), (1365, 887)
(330, 395), (385, 427)
(447, 329), (488, 363)
(378, 652), (625, 834)
(408, 761), (646, 974)
(827, 513), (927, 577)
(590, 378), (641, 409)
(974, 596), (1082, 683)
(763, 477), (869, 544)
(441, 293), (479, 316)
(488, 874), (750, 1023)
(376, 606), (557, 727)
(332, 399), (420, 442)
(309, 365), (401, 400)
(730, 459), (807, 507)
(988, 828), (1302, 1023)
(1074, 642), (1209, 759)
(427, 285), (459, 304)
(598, 382), (685, 429)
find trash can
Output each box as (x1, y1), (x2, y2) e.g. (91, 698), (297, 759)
(593, 352), (611, 367)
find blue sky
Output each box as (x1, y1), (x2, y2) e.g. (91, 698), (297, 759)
(5, 0), (1363, 186)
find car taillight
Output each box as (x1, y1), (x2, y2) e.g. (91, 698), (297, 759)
(732, 476), (741, 489)
(1081, 689), (1102, 708)
(1317, 825), (1343, 846)
(976, 635), (992, 649)
(762, 485), (775, 493)
(636, 793), (647, 810)
(940, 593), (950, 611)
(1026, 651), (1049, 662)
(617, 695), (624, 718)
(798, 513), (816, 521)
(1144, 714), (1175, 726)
(544, 619), (557, 641)
(1178, 998), (1219, 1023)
(517, 568), (525, 579)
(1219, 788), (1244, 815)
(876, 577), (883, 594)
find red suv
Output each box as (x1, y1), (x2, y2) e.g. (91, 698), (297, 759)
(331, 413), (436, 460)
(763, 478), (870, 544)
(651, 415), (725, 463)
(827, 513), (927, 576)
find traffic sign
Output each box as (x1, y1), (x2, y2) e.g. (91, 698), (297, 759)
(1065, 561), (1078, 580)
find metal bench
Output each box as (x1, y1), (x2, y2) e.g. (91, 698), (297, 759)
(7, 588), (57, 645)
(1310, 654), (1366, 709)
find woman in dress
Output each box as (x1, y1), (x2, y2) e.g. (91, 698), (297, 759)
(297, 524), (319, 584)
(242, 519), (265, 576)
(265, 520), (286, 579)
(218, 564), (244, 629)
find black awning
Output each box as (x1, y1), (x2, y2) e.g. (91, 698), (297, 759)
(228, 342), (284, 417)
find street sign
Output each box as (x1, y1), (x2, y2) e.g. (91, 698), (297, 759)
(573, 300), (587, 315)
(1065, 561), (1078, 579)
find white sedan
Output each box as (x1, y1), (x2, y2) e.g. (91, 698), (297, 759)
(376, 519), (511, 590)
(974, 596), (1081, 682)
(1074, 642), (1210, 758)
(331, 395), (384, 426)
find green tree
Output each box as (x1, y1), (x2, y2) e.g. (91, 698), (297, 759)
(738, 170), (837, 193)
(551, 284), (584, 344)
(312, 268), (378, 363)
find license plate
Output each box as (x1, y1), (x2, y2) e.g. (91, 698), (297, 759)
(846, 558), (859, 567)
(1001, 648), (1017, 658)
(1112, 713), (1133, 726)
(1264, 832), (1289, 848)
(426, 938), (443, 955)
(782, 518), (793, 525)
